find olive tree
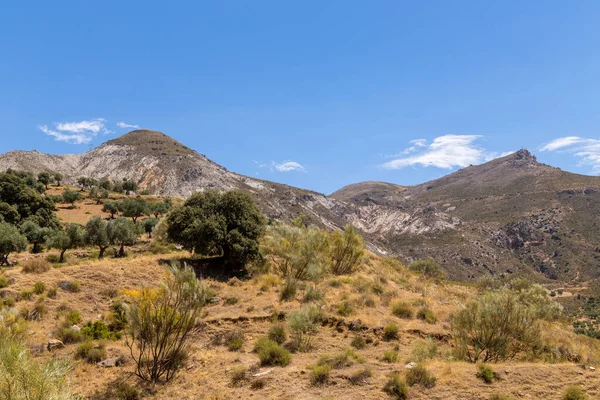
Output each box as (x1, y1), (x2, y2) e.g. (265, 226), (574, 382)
(85, 216), (110, 259)
(62, 190), (81, 209)
(119, 198), (148, 222)
(37, 172), (52, 190)
(102, 202), (119, 219)
(141, 217), (159, 238)
(0, 222), (28, 265)
(19, 220), (51, 253)
(166, 190), (265, 268)
(107, 217), (141, 257)
(47, 223), (85, 263)
(53, 172), (63, 186)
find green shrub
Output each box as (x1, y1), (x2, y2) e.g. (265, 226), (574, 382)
(348, 367), (372, 385)
(476, 364), (497, 384)
(416, 307), (437, 324)
(310, 365), (331, 386)
(408, 257), (444, 278)
(288, 304), (323, 351)
(19, 290), (33, 301)
(411, 338), (438, 362)
(268, 324), (287, 345)
(383, 372), (409, 399)
(81, 321), (117, 340)
(224, 296), (239, 305)
(0, 275), (8, 289)
(329, 224), (364, 275)
(351, 335), (366, 349)
(108, 301), (128, 331)
(47, 287), (58, 298)
(317, 348), (364, 369)
(225, 330), (245, 351)
(65, 310), (81, 325)
(562, 386), (588, 400)
(303, 285), (324, 303)
(21, 259), (52, 274)
(75, 341), (106, 363)
(383, 323), (399, 341)
(230, 365), (248, 386)
(405, 364), (436, 388)
(337, 300), (354, 316)
(33, 281), (46, 294)
(254, 337), (291, 366)
(280, 278), (298, 302)
(383, 350), (398, 363)
(55, 326), (85, 344)
(391, 301), (413, 319)
(115, 382), (140, 400)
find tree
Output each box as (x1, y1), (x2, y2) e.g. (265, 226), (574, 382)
(19, 220), (51, 253)
(53, 172), (63, 186)
(62, 190), (81, 209)
(107, 217), (141, 257)
(47, 223), (85, 263)
(408, 257), (445, 279)
(150, 200), (172, 218)
(112, 182), (124, 194)
(122, 180), (138, 194)
(119, 199), (148, 223)
(102, 202), (119, 219)
(37, 172), (52, 190)
(167, 190), (265, 268)
(141, 217), (159, 238)
(85, 216), (110, 259)
(329, 224), (364, 275)
(99, 178), (112, 191)
(0, 222), (28, 265)
(126, 263), (209, 382)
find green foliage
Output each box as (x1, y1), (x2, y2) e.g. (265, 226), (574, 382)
(302, 284), (324, 303)
(85, 216), (110, 259)
(126, 263), (209, 382)
(0, 222), (28, 266)
(20, 219), (51, 253)
(476, 364), (497, 384)
(288, 304), (323, 351)
(351, 335), (366, 349)
(62, 189), (81, 208)
(562, 386), (589, 400)
(383, 350), (398, 363)
(329, 224), (364, 275)
(149, 200), (172, 218)
(254, 337), (291, 366)
(19, 290), (33, 301)
(47, 223), (86, 263)
(119, 198), (148, 222)
(405, 364), (436, 388)
(55, 327), (85, 344)
(410, 338), (438, 362)
(279, 278), (298, 302)
(268, 324), (287, 345)
(108, 301), (128, 331)
(383, 323), (399, 341)
(37, 172), (52, 189)
(391, 301), (414, 319)
(66, 310), (82, 325)
(122, 180), (138, 194)
(102, 202), (120, 218)
(310, 365), (331, 385)
(53, 172), (63, 186)
(383, 372), (409, 399)
(47, 287), (58, 298)
(81, 320), (117, 340)
(337, 300), (354, 316)
(416, 307), (437, 324)
(409, 257), (445, 279)
(317, 348), (364, 369)
(225, 330), (245, 351)
(33, 281), (45, 294)
(230, 365), (248, 386)
(167, 190), (265, 268)
(141, 217), (159, 238)
(348, 367), (372, 385)
(451, 290), (542, 362)
(76, 341), (106, 363)
(107, 217), (141, 257)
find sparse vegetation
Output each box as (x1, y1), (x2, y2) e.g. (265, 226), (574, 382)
(383, 372), (409, 399)
(310, 365), (331, 385)
(391, 301), (414, 319)
(254, 337), (291, 366)
(329, 224), (364, 275)
(476, 364), (497, 384)
(562, 386), (588, 400)
(409, 257), (444, 279)
(268, 324), (287, 345)
(405, 363), (436, 388)
(383, 322), (399, 341)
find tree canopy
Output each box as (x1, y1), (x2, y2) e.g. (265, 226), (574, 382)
(85, 216), (110, 259)
(107, 217), (141, 257)
(0, 222), (28, 265)
(47, 223), (85, 263)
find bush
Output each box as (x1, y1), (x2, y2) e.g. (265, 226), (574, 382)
(115, 382), (139, 400)
(406, 364), (436, 388)
(224, 296), (239, 305)
(348, 367), (372, 385)
(75, 341), (106, 363)
(279, 278), (298, 302)
(55, 326), (85, 344)
(337, 301), (354, 316)
(0, 222), (28, 266)
(317, 348), (364, 369)
(65, 310), (82, 325)
(310, 365), (331, 386)
(452, 290), (541, 362)
(416, 307), (437, 324)
(383, 350), (398, 363)
(126, 264), (209, 382)
(303, 284), (324, 303)
(391, 301), (414, 319)
(351, 336), (366, 349)
(59, 280), (81, 292)
(268, 324), (287, 345)
(329, 224), (364, 275)
(411, 338), (438, 362)
(21, 259), (51, 274)
(383, 372), (409, 399)
(82, 321), (117, 340)
(489, 394), (514, 400)
(254, 337), (291, 366)
(408, 257), (444, 278)
(562, 386), (588, 400)
(47, 287), (58, 298)
(288, 304), (323, 351)
(383, 323), (399, 341)
(225, 330), (245, 351)
(476, 364), (497, 384)
(19, 290), (33, 301)
(230, 365), (248, 386)
(33, 281), (46, 294)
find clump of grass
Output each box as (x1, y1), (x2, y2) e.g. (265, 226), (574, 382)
(562, 386), (589, 400)
(21, 259), (51, 274)
(383, 323), (399, 341)
(75, 341), (106, 363)
(0, 274), (9, 289)
(383, 372), (409, 399)
(115, 382), (140, 400)
(351, 335), (366, 349)
(65, 310), (82, 325)
(58, 280), (80, 292)
(33, 282), (46, 295)
(47, 287), (58, 299)
(476, 364), (497, 384)
(348, 367), (372, 385)
(303, 285), (324, 303)
(310, 365), (331, 386)
(391, 301), (414, 319)
(383, 350), (398, 363)
(279, 278), (297, 302)
(489, 393), (514, 400)
(250, 378), (267, 390)
(416, 307), (437, 324)
(55, 326), (85, 344)
(317, 348), (364, 369)
(230, 365), (248, 386)
(254, 337), (291, 366)
(224, 296), (239, 305)
(225, 330), (245, 351)
(19, 290), (33, 301)
(268, 324), (287, 345)
(406, 364), (436, 388)
(337, 301), (354, 316)
(410, 338), (438, 362)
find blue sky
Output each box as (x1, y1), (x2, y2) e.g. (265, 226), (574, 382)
(2, 1), (600, 194)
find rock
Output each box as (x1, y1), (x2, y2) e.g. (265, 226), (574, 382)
(97, 355), (126, 368)
(517, 391), (525, 397)
(589, 366), (596, 371)
(71, 324), (81, 331)
(47, 339), (64, 351)
(57, 281), (78, 292)
(253, 369), (273, 377)
(404, 362), (416, 369)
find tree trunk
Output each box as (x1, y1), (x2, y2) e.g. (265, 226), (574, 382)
(32, 243), (42, 254)
(99, 246), (107, 259)
(59, 249), (66, 263)
(119, 243), (125, 257)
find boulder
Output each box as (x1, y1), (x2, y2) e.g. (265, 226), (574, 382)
(47, 339), (64, 351)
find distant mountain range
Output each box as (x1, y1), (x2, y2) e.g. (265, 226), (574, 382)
(3, 129), (600, 283)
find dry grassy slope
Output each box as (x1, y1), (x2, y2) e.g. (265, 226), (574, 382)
(4, 246), (599, 400)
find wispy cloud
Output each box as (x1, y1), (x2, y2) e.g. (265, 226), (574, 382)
(254, 160), (306, 172)
(540, 136), (600, 173)
(116, 121), (140, 129)
(38, 118), (111, 144)
(382, 134), (492, 169)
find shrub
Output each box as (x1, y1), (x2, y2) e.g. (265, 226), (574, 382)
(65, 310), (82, 325)
(82, 321), (117, 340)
(452, 290), (541, 362)
(476, 364), (497, 384)
(126, 264), (209, 382)
(303, 284), (324, 303)
(0, 222), (28, 266)
(416, 307), (437, 324)
(329, 224), (364, 275)
(317, 348), (364, 369)
(75, 341), (106, 363)
(33, 281), (46, 294)
(562, 386), (588, 400)
(348, 367), (372, 385)
(310, 365), (331, 386)
(225, 330), (245, 351)
(383, 372), (409, 399)
(19, 290), (33, 301)
(406, 364), (436, 388)
(337, 300), (354, 316)
(254, 337), (291, 366)
(351, 335), (366, 349)
(59, 280), (81, 292)
(268, 324), (287, 345)
(21, 258), (52, 274)
(0, 275), (8, 289)
(224, 296), (239, 305)
(411, 338), (438, 362)
(383, 323), (399, 341)
(230, 365), (248, 386)
(490, 394), (514, 400)
(55, 327), (85, 344)
(391, 301), (413, 319)
(47, 287), (58, 298)
(288, 304), (323, 351)
(383, 350), (398, 363)
(115, 382), (139, 400)
(408, 257), (444, 278)
(279, 278), (298, 302)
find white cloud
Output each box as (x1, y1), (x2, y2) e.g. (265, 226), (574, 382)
(274, 161), (305, 172)
(117, 121), (140, 129)
(540, 136), (600, 173)
(382, 135), (489, 169)
(39, 118), (111, 144)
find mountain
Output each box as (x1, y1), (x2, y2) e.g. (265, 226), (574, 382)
(3, 131), (600, 283)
